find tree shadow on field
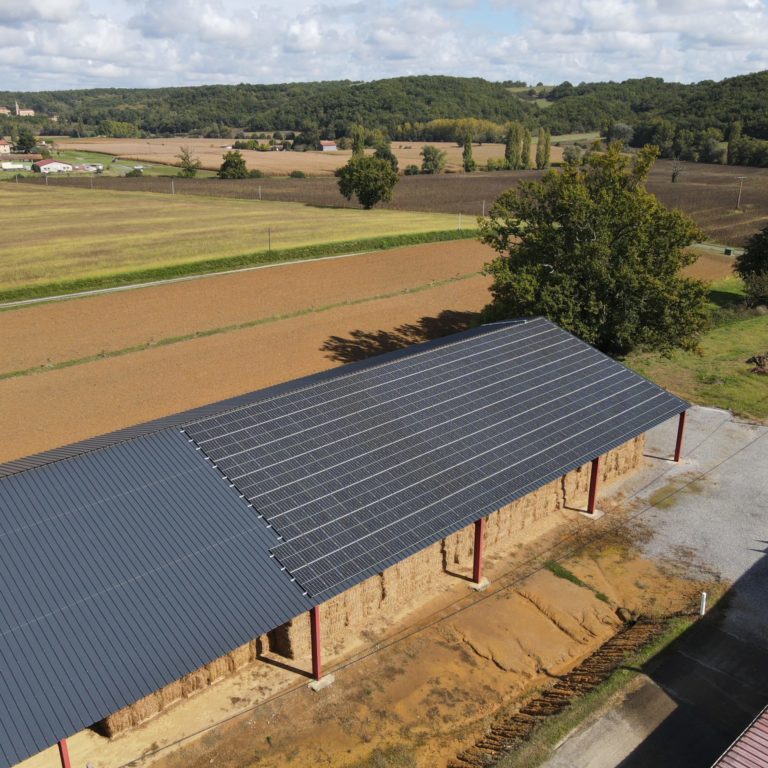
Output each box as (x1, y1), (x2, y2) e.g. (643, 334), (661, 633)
(709, 289), (745, 309)
(321, 310), (479, 363)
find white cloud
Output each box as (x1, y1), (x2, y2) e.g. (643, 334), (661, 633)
(0, 0), (766, 90)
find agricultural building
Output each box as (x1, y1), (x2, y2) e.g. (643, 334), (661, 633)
(0, 318), (688, 768)
(0, 139), (10, 155)
(0, 107), (11, 115)
(32, 159), (73, 174)
(319, 140), (338, 151)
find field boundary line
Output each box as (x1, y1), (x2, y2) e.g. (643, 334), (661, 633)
(0, 271), (484, 380)
(0, 249), (378, 308)
(0, 229), (478, 308)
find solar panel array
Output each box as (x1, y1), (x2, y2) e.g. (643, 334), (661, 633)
(185, 318), (687, 600)
(0, 430), (311, 768)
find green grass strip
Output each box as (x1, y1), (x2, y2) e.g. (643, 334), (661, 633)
(0, 271), (482, 380)
(0, 229), (478, 305)
(496, 615), (695, 768)
(545, 560), (610, 603)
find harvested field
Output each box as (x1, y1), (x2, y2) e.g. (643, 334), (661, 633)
(0, 267), (491, 463)
(25, 159), (768, 245)
(0, 185), (457, 290)
(0, 240), (493, 375)
(50, 138), (563, 175)
(682, 249), (735, 281)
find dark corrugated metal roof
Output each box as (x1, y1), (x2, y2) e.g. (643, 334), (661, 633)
(714, 704), (768, 768)
(0, 429), (311, 768)
(185, 318), (688, 600)
(0, 318), (688, 767)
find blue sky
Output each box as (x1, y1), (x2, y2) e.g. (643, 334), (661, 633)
(1, 0), (767, 91)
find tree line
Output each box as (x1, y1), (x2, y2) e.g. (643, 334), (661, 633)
(3, 70), (768, 167)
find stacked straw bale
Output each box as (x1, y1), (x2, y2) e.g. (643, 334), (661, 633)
(98, 435), (644, 736)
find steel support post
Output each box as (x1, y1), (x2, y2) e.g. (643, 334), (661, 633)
(473, 517), (486, 584)
(586, 456), (602, 515)
(58, 740), (72, 768)
(674, 411), (686, 462)
(309, 606), (322, 681)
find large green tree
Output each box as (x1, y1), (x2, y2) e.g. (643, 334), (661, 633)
(176, 146), (202, 177)
(350, 123), (366, 157)
(520, 127), (532, 170)
(479, 143), (708, 354)
(15, 128), (36, 153)
(336, 156), (399, 209)
(504, 122), (522, 169)
(217, 150), (248, 178)
(735, 224), (768, 305)
(420, 145), (447, 174)
(462, 130), (476, 172)
(535, 129), (551, 169)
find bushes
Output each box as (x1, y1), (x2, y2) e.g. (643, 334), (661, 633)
(289, 170), (306, 178)
(735, 225), (768, 306)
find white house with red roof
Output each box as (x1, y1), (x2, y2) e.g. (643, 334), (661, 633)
(33, 158), (73, 173)
(319, 140), (338, 151)
(0, 139), (11, 155)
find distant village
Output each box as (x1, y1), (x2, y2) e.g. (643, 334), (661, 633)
(0, 101), (41, 118)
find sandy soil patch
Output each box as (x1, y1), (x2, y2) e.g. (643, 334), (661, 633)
(1, 241), (492, 374)
(0, 276), (491, 463)
(52, 138), (564, 175)
(682, 249), (736, 281)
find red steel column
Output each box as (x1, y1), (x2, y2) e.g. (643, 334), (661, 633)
(309, 606), (322, 681)
(58, 740), (72, 768)
(674, 411), (686, 462)
(472, 517), (486, 583)
(586, 456), (602, 515)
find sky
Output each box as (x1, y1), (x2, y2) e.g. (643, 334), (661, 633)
(1, 0), (768, 91)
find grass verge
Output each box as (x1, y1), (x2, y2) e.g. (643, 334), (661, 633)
(495, 615), (695, 768)
(626, 278), (768, 423)
(0, 229), (477, 304)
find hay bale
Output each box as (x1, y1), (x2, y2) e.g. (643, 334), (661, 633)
(158, 679), (183, 709)
(129, 692), (162, 726)
(181, 667), (209, 697)
(227, 642), (253, 672)
(206, 656), (229, 684)
(99, 706), (132, 737)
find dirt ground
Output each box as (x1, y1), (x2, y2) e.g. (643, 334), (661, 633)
(1, 240), (493, 374)
(0, 259), (491, 463)
(682, 249), (735, 281)
(52, 138), (564, 175)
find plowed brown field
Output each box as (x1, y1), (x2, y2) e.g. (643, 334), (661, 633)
(2, 241), (493, 374)
(0, 241), (493, 462)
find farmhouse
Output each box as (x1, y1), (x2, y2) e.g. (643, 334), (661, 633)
(32, 159), (73, 174)
(0, 138), (10, 154)
(0, 106), (10, 115)
(319, 139), (338, 151)
(0, 318), (688, 768)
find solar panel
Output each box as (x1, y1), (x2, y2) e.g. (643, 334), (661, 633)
(185, 318), (687, 600)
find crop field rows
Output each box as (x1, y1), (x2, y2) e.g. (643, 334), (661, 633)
(17, 160), (768, 244)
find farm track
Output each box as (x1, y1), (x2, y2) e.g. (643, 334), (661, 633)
(449, 616), (674, 768)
